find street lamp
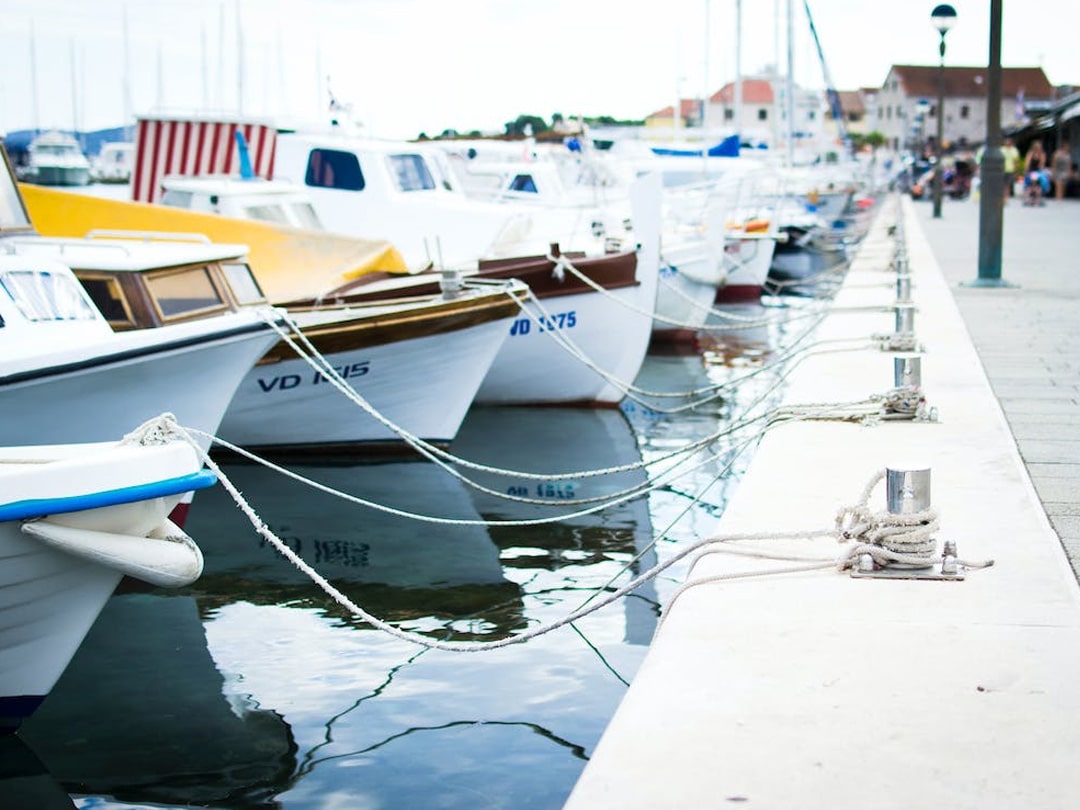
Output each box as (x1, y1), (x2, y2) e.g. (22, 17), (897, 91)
(931, 3), (957, 218)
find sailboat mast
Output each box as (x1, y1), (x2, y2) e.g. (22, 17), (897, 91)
(30, 19), (40, 133)
(734, 0), (743, 143)
(702, 0), (710, 137)
(785, 0), (795, 167)
(122, 4), (133, 136)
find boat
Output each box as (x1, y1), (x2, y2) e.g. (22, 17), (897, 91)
(90, 142), (134, 184)
(0, 424), (215, 732)
(16, 131), (91, 187)
(31, 115), (662, 407)
(294, 171), (663, 406)
(0, 240), (278, 449)
(158, 173), (323, 230)
(6, 230), (526, 452)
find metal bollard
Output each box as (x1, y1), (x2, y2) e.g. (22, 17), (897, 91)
(894, 355), (922, 388)
(896, 274), (913, 303)
(439, 268), (465, 299)
(895, 303), (916, 334)
(886, 466), (931, 515)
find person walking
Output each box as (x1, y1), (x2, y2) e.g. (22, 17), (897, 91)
(1052, 141), (1072, 201)
(1002, 138), (1021, 199)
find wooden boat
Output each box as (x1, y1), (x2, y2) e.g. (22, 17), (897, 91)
(0, 427), (214, 732)
(7, 231), (526, 452)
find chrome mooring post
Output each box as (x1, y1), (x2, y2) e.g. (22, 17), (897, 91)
(852, 466), (965, 580)
(894, 355), (922, 388)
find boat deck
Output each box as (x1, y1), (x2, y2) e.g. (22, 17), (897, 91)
(565, 193), (1080, 808)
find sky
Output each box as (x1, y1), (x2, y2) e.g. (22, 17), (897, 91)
(1, 0), (1077, 141)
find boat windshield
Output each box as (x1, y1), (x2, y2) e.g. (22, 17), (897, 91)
(0, 269), (99, 322)
(388, 154), (437, 192)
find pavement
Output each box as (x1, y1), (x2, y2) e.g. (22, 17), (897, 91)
(563, 191), (1080, 809)
(914, 192), (1080, 578)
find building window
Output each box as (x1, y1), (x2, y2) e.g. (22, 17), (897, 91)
(887, 107), (892, 120)
(757, 108), (768, 121)
(960, 104), (970, 119)
(929, 105), (937, 118)
(724, 108), (734, 120)
(807, 111), (816, 120)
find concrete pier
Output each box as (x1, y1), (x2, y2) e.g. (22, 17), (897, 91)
(565, 194), (1080, 808)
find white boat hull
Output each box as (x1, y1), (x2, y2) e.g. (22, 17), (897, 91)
(219, 316), (511, 449)
(652, 240), (724, 339)
(476, 175), (662, 405)
(717, 234), (777, 302)
(0, 324), (276, 453)
(0, 438), (210, 731)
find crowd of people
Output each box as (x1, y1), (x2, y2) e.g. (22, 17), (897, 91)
(974, 137), (1077, 206)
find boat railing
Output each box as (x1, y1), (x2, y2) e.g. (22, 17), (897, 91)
(86, 229), (213, 245)
(2, 235), (134, 257)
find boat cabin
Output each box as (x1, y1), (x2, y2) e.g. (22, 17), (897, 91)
(159, 175), (324, 230)
(3, 233), (268, 331)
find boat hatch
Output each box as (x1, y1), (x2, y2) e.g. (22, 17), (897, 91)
(305, 149), (365, 191)
(0, 268), (98, 322)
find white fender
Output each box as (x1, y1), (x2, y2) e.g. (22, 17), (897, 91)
(20, 518), (204, 588)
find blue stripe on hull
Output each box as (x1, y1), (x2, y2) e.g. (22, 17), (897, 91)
(0, 470), (217, 523)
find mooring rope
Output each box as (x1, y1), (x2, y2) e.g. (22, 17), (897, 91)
(140, 409), (989, 653)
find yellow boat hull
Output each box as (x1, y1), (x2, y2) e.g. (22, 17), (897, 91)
(19, 184), (408, 303)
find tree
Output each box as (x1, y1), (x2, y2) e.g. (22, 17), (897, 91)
(504, 115), (549, 137)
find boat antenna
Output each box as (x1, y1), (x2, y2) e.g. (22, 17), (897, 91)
(234, 130), (256, 179)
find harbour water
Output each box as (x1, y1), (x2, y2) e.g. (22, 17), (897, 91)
(12, 289), (843, 809)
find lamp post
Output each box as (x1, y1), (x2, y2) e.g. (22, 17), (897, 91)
(968, 0), (1013, 286)
(931, 3), (957, 219)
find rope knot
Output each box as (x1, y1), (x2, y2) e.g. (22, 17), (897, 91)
(834, 469), (941, 570)
(120, 413), (184, 446)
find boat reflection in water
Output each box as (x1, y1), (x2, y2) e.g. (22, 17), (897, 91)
(17, 406), (666, 809)
(16, 593), (297, 808)
(450, 405), (660, 646)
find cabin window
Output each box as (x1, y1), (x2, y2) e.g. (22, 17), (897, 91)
(222, 262), (267, 305)
(290, 203), (323, 230)
(388, 154), (437, 192)
(160, 190), (194, 208)
(509, 174), (538, 193)
(76, 273), (135, 327)
(305, 149), (365, 191)
(244, 204), (290, 225)
(0, 269), (98, 322)
(146, 265), (229, 320)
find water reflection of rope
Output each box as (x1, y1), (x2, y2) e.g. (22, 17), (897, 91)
(137, 416), (983, 654)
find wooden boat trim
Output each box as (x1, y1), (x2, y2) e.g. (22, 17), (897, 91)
(259, 288), (525, 364)
(307, 249), (639, 307)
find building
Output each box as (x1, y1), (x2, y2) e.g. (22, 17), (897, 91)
(873, 65), (1055, 153)
(704, 70), (825, 149)
(643, 99), (703, 136)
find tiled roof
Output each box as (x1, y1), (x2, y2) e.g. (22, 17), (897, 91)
(836, 90), (865, 114)
(647, 98), (702, 119)
(888, 65), (1054, 99)
(710, 79), (774, 104)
